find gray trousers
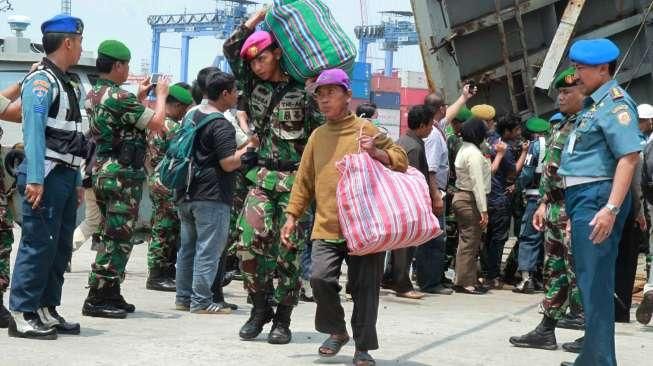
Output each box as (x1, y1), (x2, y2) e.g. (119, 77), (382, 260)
(310, 240), (384, 351)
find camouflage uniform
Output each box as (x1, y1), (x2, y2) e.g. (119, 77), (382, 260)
(86, 78), (154, 289)
(146, 117), (181, 271)
(0, 156), (14, 295)
(224, 24), (323, 306)
(538, 115), (583, 319)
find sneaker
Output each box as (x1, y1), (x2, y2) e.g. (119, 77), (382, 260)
(191, 302), (232, 314)
(512, 279), (535, 294)
(175, 303), (190, 311)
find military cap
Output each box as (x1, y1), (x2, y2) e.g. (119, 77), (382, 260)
(526, 117), (550, 133)
(569, 38), (620, 65)
(98, 40), (131, 62)
(553, 67), (578, 89)
(453, 107), (473, 122)
(549, 112), (564, 124)
(168, 84), (193, 105)
(471, 104), (496, 121)
(240, 31), (275, 61)
(41, 14), (83, 35)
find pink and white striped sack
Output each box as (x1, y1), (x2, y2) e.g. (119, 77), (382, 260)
(336, 151), (443, 256)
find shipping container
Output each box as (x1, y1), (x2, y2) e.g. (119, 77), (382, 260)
(400, 105), (409, 134)
(378, 123), (400, 141)
(371, 75), (401, 93)
(400, 87), (430, 107)
(351, 79), (370, 99)
(352, 62), (372, 81)
(398, 70), (429, 89)
(376, 108), (401, 127)
(371, 91), (401, 109)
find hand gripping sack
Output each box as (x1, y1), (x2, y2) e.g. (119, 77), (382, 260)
(336, 152), (443, 256)
(265, 0), (357, 82)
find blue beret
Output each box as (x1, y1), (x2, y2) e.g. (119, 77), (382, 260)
(549, 112), (564, 124)
(41, 14), (84, 35)
(568, 38), (619, 65)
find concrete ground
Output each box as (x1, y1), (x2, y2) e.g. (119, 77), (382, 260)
(1, 229), (651, 366)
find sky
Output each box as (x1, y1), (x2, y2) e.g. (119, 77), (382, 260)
(0, 0), (424, 81)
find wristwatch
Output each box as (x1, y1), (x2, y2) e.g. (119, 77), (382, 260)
(605, 203), (620, 216)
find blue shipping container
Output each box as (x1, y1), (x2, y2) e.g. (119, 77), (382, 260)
(352, 62), (372, 80)
(371, 91), (401, 109)
(352, 79), (370, 99)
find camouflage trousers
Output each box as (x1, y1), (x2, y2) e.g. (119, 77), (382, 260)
(228, 171), (249, 251)
(0, 165), (14, 293)
(88, 171), (144, 289)
(236, 186), (311, 306)
(147, 178), (179, 271)
(541, 202), (583, 320)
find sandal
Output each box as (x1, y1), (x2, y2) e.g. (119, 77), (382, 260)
(318, 334), (350, 357)
(353, 351), (376, 366)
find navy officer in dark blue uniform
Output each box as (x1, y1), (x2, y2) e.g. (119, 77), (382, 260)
(558, 38), (643, 366)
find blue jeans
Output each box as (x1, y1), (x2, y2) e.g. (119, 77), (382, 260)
(176, 200), (230, 311)
(415, 214), (446, 291)
(566, 180), (630, 366)
(10, 165), (78, 312)
(481, 203), (511, 280)
(517, 197), (544, 272)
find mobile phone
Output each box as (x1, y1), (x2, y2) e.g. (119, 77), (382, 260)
(151, 73), (162, 85)
(467, 79), (476, 90)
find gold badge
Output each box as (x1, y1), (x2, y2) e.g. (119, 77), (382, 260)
(617, 111), (631, 125)
(610, 87), (623, 100)
(247, 46), (259, 59)
(564, 74), (575, 85)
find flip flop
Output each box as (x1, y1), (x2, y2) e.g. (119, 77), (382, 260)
(353, 351), (376, 366)
(318, 335), (350, 358)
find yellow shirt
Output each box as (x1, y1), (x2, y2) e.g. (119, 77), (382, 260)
(286, 113), (408, 240)
(455, 141), (491, 212)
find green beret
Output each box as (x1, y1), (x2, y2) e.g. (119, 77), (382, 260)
(454, 107), (473, 122)
(553, 67), (577, 89)
(98, 40), (131, 62)
(526, 117), (550, 133)
(168, 84), (193, 105)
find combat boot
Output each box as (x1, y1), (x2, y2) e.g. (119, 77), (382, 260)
(508, 315), (557, 350)
(8, 311), (57, 340)
(146, 267), (176, 292)
(37, 306), (80, 334)
(268, 304), (293, 344)
(0, 295), (11, 328)
(107, 284), (135, 313)
(82, 287), (127, 319)
(557, 311), (585, 330)
(239, 293), (274, 340)
(562, 336), (583, 353)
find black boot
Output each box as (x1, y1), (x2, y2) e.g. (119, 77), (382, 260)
(8, 311), (57, 340)
(268, 304), (293, 344)
(239, 293), (274, 340)
(508, 315), (557, 350)
(0, 295), (10, 328)
(82, 287), (127, 319)
(562, 336), (583, 353)
(557, 312), (585, 330)
(107, 284), (135, 313)
(37, 306), (80, 334)
(146, 267), (176, 292)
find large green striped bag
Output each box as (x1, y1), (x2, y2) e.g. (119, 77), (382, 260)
(265, 0), (357, 82)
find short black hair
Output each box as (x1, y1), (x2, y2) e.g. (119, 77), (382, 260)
(424, 92), (445, 110)
(191, 81), (203, 105)
(96, 54), (122, 74)
(196, 66), (220, 92)
(407, 105), (435, 130)
(206, 71), (236, 101)
(356, 103), (377, 119)
(42, 33), (69, 54)
(166, 82), (191, 104)
(496, 114), (521, 136)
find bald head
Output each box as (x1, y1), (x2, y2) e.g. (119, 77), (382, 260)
(424, 92), (445, 110)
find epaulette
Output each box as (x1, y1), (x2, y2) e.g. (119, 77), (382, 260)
(610, 87), (624, 100)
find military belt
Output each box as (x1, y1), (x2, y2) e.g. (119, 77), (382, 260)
(258, 158), (299, 172)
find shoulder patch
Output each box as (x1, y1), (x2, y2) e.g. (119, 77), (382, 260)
(617, 111), (632, 125)
(610, 87), (624, 100)
(612, 105), (628, 114)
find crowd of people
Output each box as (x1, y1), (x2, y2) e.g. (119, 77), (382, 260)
(0, 9), (651, 366)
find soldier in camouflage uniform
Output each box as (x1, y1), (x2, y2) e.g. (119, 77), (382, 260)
(145, 83), (193, 292)
(0, 82), (26, 328)
(82, 40), (170, 319)
(509, 67), (585, 351)
(224, 8), (323, 344)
